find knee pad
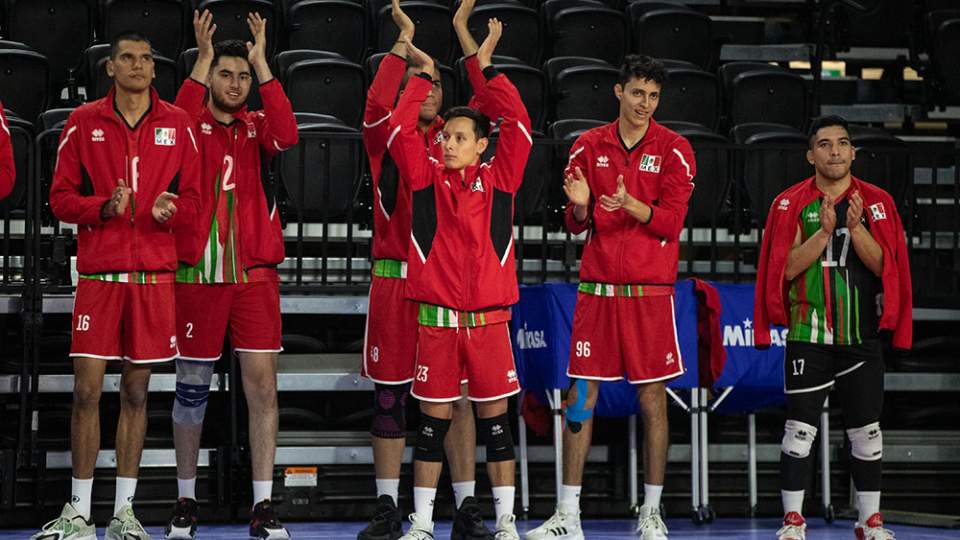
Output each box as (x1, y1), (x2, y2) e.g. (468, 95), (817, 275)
(478, 414), (515, 462)
(847, 422), (882, 461)
(172, 359), (215, 426)
(565, 379), (594, 434)
(371, 383), (410, 439)
(413, 414), (451, 463)
(781, 420), (818, 459)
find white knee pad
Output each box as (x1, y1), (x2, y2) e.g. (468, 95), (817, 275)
(847, 422), (883, 461)
(782, 420), (818, 459)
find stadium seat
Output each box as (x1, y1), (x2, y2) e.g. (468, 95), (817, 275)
(38, 108), (74, 131)
(280, 119), (363, 221)
(929, 16), (960, 105)
(287, 0), (368, 63)
(480, 127), (549, 220)
(283, 57), (365, 126)
(100, 0), (189, 60)
(719, 61), (807, 131)
(835, 0), (913, 49)
(196, 0), (281, 57)
(275, 49), (346, 78)
(464, 2), (541, 66)
(657, 59), (719, 131)
(375, 2), (453, 65)
(456, 55), (546, 130)
(730, 122), (810, 228)
(3, 0), (92, 95)
(627, 2), (713, 70)
(364, 52), (458, 115)
(545, 57), (619, 122)
(81, 44), (178, 102)
(548, 118), (606, 142)
(543, 0), (628, 66)
(0, 40), (31, 51)
(0, 113), (33, 212)
(661, 120), (730, 229)
(847, 125), (909, 205)
(0, 49), (50, 124)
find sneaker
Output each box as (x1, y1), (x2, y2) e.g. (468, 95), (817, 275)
(634, 505), (667, 540)
(30, 503), (97, 540)
(358, 495), (403, 540)
(451, 496), (494, 540)
(164, 498), (199, 539)
(249, 500), (291, 539)
(105, 505), (152, 540)
(494, 514), (520, 540)
(777, 512), (807, 540)
(524, 503), (584, 540)
(399, 513), (434, 540)
(855, 513), (895, 540)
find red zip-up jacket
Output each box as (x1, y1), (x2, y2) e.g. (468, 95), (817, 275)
(387, 68), (532, 311)
(0, 105), (14, 201)
(174, 78), (298, 271)
(364, 54), (486, 263)
(564, 118), (696, 285)
(50, 87), (202, 274)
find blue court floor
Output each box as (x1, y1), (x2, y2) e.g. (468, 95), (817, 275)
(3, 519), (958, 539)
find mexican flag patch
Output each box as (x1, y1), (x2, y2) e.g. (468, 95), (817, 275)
(154, 127), (176, 146)
(639, 153), (662, 173)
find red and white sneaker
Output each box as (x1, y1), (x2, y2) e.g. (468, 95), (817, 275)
(777, 512), (806, 540)
(855, 513), (896, 539)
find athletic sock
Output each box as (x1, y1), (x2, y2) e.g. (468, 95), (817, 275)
(71, 477), (94, 520)
(178, 477), (197, 501)
(452, 480), (476, 509)
(782, 489), (805, 516)
(857, 491), (881, 524)
(413, 487), (437, 524)
(376, 478), (400, 506)
(559, 484), (581, 513)
(492, 486), (515, 520)
(252, 480), (273, 508)
(642, 484), (663, 511)
(114, 477), (137, 516)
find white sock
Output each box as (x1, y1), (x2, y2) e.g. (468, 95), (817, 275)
(252, 480), (273, 508)
(559, 484), (582, 512)
(492, 486), (515, 520)
(114, 477), (137, 516)
(857, 491), (881, 524)
(178, 477), (197, 501)
(71, 477), (94, 520)
(376, 478), (400, 505)
(782, 489), (805, 516)
(452, 480), (476, 509)
(642, 483), (663, 510)
(413, 487), (437, 523)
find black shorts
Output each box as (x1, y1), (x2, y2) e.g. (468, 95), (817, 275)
(784, 339), (883, 394)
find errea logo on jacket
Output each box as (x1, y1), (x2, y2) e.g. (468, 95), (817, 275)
(154, 127), (176, 146)
(596, 155), (610, 168)
(200, 122), (212, 135)
(90, 129), (105, 142)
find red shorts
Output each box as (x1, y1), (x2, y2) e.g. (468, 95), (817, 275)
(412, 322), (519, 402)
(568, 290), (685, 384)
(362, 274), (420, 384)
(70, 278), (177, 363)
(175, 281), (282, 361)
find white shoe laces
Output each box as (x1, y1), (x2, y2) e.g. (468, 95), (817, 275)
(495, 514), (519, 539)
(635, 513), (668, 536)
(776, 523), (806, 539)
(863, 525), (896, 539)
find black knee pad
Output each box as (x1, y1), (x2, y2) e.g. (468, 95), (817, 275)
(413, 414), (451, 463)
(371, 383), (410, 439)
(478, 414), (515, 462)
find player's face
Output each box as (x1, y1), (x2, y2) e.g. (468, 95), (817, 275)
(413, 66), (443, 125)
(441, 116), (488, 170)
(107, 40), (155, 93)
(615, 76), (661, 130)
(807, 126), (855, 181)
(208, 56), (252, 114)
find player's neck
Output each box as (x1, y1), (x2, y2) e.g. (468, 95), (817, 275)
(208, 103), (236, 125)
(815, 173), (852, 198)
(618, 118), (649, 149)
(113, 86), (151, 127)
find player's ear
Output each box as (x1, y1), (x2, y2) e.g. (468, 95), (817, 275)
(806, 148), (814, 166)
(614, 83), (623, 102)
(476, 136), (488, 155)
(106, 59), (115, 78)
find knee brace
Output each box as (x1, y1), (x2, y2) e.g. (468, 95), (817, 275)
(565, 379), (594, 434)
(371, 383), (410, 439)
(413, 414), (451, 463)
(478, 414), (515, 462)
(847, 422), (882, 461)
(781, 420), (818, 459)
(172, 359), (215, 426)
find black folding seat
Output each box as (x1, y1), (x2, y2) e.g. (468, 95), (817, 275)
(834, 0), (914, 49)
(3, 0), (93, 94)
(82, 44), (177, 102)
(719, 62), (807, 131)
(478, 126), (548, 221)
(0, 113), (33, 212)
(661, 121), (729, 229)
(282, 54), (365, 126)
(0, 40), (32, 51)
(196, 0), (281, 57)
(543, 0), (627, 66)
(627, 2), (712, 70)
(929, 16), (960, 105)
(0, 49), (50, 124)
(375, 2), (453, 65)
(656, 59), (719, 131)
(730, 122), (810, 228)
(549, 118), (605, 141)
(464, 2), (540, 66)
(847, 125), (909, 205)
(274, 49), (345, 77)
(39, 108), (75, 131)
(286, 0), (367, 63)
(456, 55), (546, 131)
(101, 0), (189, 60)
(545, 56), (619, 122)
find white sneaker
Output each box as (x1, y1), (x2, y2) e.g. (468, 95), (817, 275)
(105, 505), (151, 540)
(777, 512), (807, 540)
(399, 513), (434, 540)
(30, 503), (97, 540)
(494, 514), (520, 540)
(855, 513), (895, 539)
(524, 503), (584, 540)
(635, 505), (667, 539)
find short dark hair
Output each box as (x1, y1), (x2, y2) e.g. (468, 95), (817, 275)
(619, 54), (666, 87)
(110, 31), (152, 59)
(443, 106), (491, 140)
(807, 115), (850, 148)
(212, 40), (250, 70)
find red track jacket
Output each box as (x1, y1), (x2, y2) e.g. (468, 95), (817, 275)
(0, 105), (14, 201)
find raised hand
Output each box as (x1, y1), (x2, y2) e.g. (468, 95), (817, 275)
(193, 9), (216, 60)
(453, 0), (476, 31)
(392, 0), (415, 40)
(246, 12), (268, 67)
(599, 175), (628, 212)
(152, 192), (179, 224)
(563, 166), (591, 207)
(405, 39), (434, 75)
(820, 194), (837, 236)
(477, 17), (502, 69)
(102, 179), (132, 219)
(846, 189), (864, 231)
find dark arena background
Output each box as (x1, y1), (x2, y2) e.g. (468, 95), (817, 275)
(0, 0), (958, 538)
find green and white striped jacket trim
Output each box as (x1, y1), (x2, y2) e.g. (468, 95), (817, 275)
(79, 271), (174, 284)
(373, 259), (407, 279)
(417, 303), (510, 328)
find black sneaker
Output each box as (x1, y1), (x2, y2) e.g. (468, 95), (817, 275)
(451, 497), (494, 540)
(250, 500), (291, 540)
(164, 497), (199, 539)
(357, 495), (403, 540)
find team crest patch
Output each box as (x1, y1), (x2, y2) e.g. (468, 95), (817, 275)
(869, 202), (887, 221)
(434, 131), (443, 145)
(639, 154), (661, 173)
(246, 121), (257, 138)
(470, 177), (484, 193)
(154, 128), (176, 146)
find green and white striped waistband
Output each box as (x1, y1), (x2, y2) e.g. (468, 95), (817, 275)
(577, 282), (673, 297)
(417, 303), (511, 328)
(373, 259), (407, 279)
(79, 271), (175, 284)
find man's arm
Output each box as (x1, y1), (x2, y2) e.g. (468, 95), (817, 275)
(385, 41), (435, 191)
(0, 106), (14, 200)
(847, 190), (883, 276)
(49, 115), (114, 225)
(785, 195), (835, 281)
(363, 0), (414, 151)
(563, 135), (592, 234)
(177, 9), (216, 117)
